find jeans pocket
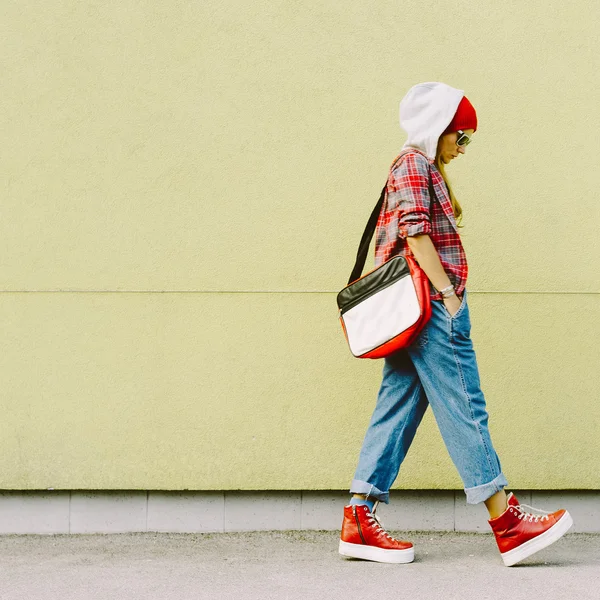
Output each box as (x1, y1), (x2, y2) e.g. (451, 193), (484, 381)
(442, 290), (467, 321)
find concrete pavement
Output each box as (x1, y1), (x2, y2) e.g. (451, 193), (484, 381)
(1, 530), (599, 600)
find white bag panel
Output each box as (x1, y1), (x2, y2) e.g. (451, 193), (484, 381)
(342, 276), (421, 356)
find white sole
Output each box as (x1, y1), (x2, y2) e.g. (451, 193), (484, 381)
(339, 540), (415, 564)
(501, 511), (574, 567)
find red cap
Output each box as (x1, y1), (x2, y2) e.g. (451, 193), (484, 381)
(443, 95), (477, 134)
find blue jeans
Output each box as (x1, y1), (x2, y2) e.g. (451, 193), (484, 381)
(350, 289), (508, 505)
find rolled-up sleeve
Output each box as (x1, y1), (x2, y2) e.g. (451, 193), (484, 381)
(387, 152), (432, 239)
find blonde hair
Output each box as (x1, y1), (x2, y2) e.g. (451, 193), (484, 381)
(434, 156), (463, 227)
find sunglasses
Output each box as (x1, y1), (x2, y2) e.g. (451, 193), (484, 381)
(456, 130), (473, 147)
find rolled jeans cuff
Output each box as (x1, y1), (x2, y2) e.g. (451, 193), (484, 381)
(349, 479), (390, 504)
(464, 472), (509, 504)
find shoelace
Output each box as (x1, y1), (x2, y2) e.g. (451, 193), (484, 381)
(512, 501), (551, 522)
(365, 504), (394, 539)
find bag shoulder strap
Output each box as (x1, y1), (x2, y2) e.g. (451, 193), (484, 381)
(347, 152), (436, 285)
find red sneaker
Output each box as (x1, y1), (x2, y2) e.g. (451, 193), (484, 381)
(488, 492), (573, 566)
(339, 501), (414, 563)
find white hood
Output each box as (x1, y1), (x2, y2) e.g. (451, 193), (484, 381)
(399, 82), (465, 161)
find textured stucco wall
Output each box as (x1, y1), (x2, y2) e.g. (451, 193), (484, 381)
(1, 0), (599, 490)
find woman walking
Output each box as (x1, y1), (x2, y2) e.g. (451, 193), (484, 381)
(338, 82), (573, 567)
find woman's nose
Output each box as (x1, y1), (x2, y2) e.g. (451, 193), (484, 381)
(457, 145), (466, 154)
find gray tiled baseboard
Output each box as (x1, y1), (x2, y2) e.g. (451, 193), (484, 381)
(0, 490), (597, 534)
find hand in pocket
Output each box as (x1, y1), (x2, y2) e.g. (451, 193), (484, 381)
(443, 294), (463, 318)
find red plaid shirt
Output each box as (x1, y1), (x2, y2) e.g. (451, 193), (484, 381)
(374, 147), (468, 302)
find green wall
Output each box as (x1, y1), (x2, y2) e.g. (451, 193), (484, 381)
(1, 0), (599, 490)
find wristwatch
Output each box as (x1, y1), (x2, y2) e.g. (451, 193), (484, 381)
(439, 284), (456, 299)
